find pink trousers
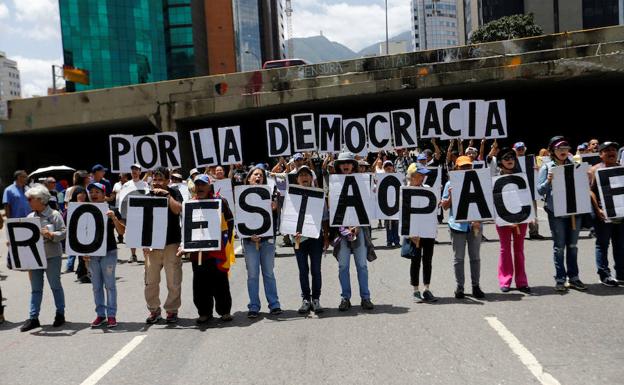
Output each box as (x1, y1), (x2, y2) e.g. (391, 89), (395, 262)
(496, 224), (528, 288)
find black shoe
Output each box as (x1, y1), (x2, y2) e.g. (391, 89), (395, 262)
(166, 312), (178, 324)
(298, 300), (311, 314)
(269, 308), (283, 315)
(555, 282), (568, 292)
(195, 315), (213, 325)
(247, 311), (259, 319)
(500, 286), (511, 293)
(567, 280), (587, 291)
(52, 313), (65, 327)
(472, 286), (485, 298)
(454, 287), (464, 299)
(517, 286), (531, 294)
(361, 299), (375, 310)
(79, 275), (91, 284)
(422, 290), (438, 303)
(146, 311), (162, 324)
(130, 255), (138, 263)
(20, 318), (40, 332)
(601, 277), (619, 287)
(529, 233), (545, 240)
(338, 298), (352, 311)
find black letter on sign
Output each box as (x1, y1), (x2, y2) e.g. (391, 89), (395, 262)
(68, 204), (105, 254)
(378, 176), (402, 217)
(292, 114), (316, 151)
(467, 101), (477, 137)
(422, 100), (442, 137)
(597, 167), (624, 218)
(400, 188), (437, 236)
(110, 136), (132, 172)
(158, 134), (180, 168)
(238, 188), (272, 236)
(368, 114), (390, 149)
(493, 175), (531, 224)
(289, 186), (325, 233)
(319, 115), (342, 152)
(442, 102), (461, 137)
(391, 110), (416, 148)
(221, 128), (242, 163)
(192, 130), (216, 165)
(423, 168), (439, 188)
(485, 102), (505, 137)
(131, 197), (169, 246)
(524, 155), (536, 200)
(7, 222), (44, 269)
(456, 171), (493, 220)
(135, 136), (159, 169)
(343, 120), (367, 154)
(184, 201), (220, 250)
(267, 121), (290, 155)
(563, 164), (577, 214)
(332, 176), (369, 226)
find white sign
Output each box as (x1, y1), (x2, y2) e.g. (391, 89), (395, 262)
(329, 174), (374, 227)
(399, 186), (440, 238)
(552, 163), (592, 217)
(234, 185), (274, 238)
(280, 185), (325, 238)
(449, 168), (495, 222)
(125, 196), (169, 249)
(213, 179), (234, 212)
(492, 174), (535, 226)
(65, 202), (109, 257)
(182, 199), (222, 252)
(6, 218), (47, 271)
(373, 173), (404, 220)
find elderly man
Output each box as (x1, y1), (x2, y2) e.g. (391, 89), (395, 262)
(3, 170), (30, 220)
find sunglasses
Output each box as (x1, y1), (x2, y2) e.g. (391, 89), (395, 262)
(502, 155), (515, 161)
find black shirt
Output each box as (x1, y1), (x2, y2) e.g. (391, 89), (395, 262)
(107, 209), (123, 251)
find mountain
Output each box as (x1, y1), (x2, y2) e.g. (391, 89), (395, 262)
(286, 35), (357, 63)
(357, 31), (414, 56)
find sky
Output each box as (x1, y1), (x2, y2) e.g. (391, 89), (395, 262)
(0, 0), (412, 98)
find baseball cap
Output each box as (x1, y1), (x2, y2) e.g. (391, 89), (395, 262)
(295, 165), (314, 176)
(194, 174), (211, 184)
(131, 163), (142, 170)
(416, 165), (431, 175)
(599, 141), (620, 152)
(92, 164), (108, 172)
(293, 153), (304, 161)
(513, 142), (526, 149)
(189, 168), (200, 176)
(383, 160), (393, 167)
(455, 156), (473, 167)
(417, 154), (428, 161)
(87, 182), (106, 193)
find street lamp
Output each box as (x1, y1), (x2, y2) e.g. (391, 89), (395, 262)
(244, 50), (262, 69)
(385, 0), (389, 55)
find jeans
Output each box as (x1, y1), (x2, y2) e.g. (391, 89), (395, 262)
(89, 250), (118, 317)
(30, 255), (65, 319)
(66, 255), (76, 271)
(496, 224), (528, 288)
(337, 233), (370, 300)
(243, 238), (280, 312)
(450, 229), (481, 288)
(294, 237), (323, 300)
(594, 218), (624, 280)
(547, 212), (580, 283)
(385, 220), (400, 246)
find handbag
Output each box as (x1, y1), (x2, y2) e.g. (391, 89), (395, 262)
(400, 238), (414, 259)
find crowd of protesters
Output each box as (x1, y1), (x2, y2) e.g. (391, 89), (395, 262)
(1, 136), (623, 331)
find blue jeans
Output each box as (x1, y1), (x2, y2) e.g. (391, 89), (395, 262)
(294, 237), (323, 300)
(29, 255), (65, 319)
(594, 218), (624, 280)
(243, 238), (280, 312)
(547, 212), (580, 283)
(89, 250), (118, 317)
(385, 220), (400, 245)
(338, 233), (370, 300)
(66, 255), (76, 271)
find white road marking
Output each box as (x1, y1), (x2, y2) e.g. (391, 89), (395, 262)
(80, 335), (147, 385)
(485, 317), (561, 385)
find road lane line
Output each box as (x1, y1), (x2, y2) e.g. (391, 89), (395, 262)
(485, 317), (561, 385)
(80, 335), (147, 385)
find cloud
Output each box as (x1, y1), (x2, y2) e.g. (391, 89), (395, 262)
(9, 0), (61, 41)
(292, 0), (411, 51)
(0, 3), (9, 19)
(13, 56), (65, 97)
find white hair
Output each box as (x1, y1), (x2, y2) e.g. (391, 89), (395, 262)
(25, 183), (51, 205)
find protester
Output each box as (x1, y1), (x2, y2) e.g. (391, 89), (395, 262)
(63, 187), (91, 282)
(19, 184), (66, 332)
(514, 142), (545, 240)
(537, 137), (587, 291)
(111, 173), (128, 243)
(495, 148), (530, 293)
(333, 152), (375, 311)
(2, 170), (30, 219)
(121, 164), (149, 263)
(588, 138), (599, 153)
(91, 164), (113, 201)
(144, 167), (184, 324)
(589, 141), (623, 287)
(394, 148), (413, 175)
(187, 168), (201, 193)
(86, 183), (125, 328)
(242, 165), (282, 318)
(381, 161), (400, 247)
(214, 166), (226, 180)
(441, 156), (485, 299)
(45, 177), (62, 211)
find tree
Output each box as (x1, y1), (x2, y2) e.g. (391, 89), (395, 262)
(469, 14), (543, 44)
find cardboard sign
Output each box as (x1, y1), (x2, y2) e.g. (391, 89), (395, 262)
(182, 199), (222, 252)
(279, 185), (325, 238)
(581, 153), (602, 166)
(6, 218), (47, 270)
(423, 166), (442, 191)
(367, 112), (393, 152)
(596, 166), (624, 220)
(156, 133), (182, 169)
(218, 126), (243, 166)
(291, 114), (317, 152)
(118, 180), (149, 218)
(133, 135), (160, 170)
(518, 155), (538, 200)
(374, 173), (405, 220)
(234, 185), (274, 238)
(492, 174), (535, 226)
(266, 119), (292, 157)
(343, 118), (368, 156)
(109, 135), (135, 173)
(318, 114), (342, 153)
(125, 196), (169, 249)
(213, 179), (235, 213)
(190, 128), (219, 168)
(552, 163), (592, 217)
(391, 109), (418, 149)
(329, 174), (373, 227)
(399, 186), (440, 238)
(65, 202), (109, 257)
(450, 168), (495, 222)
(419, 99), (443, 139)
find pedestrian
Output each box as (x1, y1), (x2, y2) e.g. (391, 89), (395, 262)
(537, 136), (587, 291)
(381, 160), (400, 247)
(144, 167), (184, 324)
(91, 164), (113, 202)
(332, 152), (375, 311)
(121, 164), (149, 263)
(2, 170), (30, 219)
(86, 182), (125, 328)
(441, 156), (486, 299)
(19, 184), (67, 332)
(495, 148), (530, 293)
(588, 141), (624, 287)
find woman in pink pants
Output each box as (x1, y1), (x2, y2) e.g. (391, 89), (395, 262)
(495, 148), (531, 294)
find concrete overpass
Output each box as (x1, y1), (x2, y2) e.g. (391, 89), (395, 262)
(1, 25), (624, 187)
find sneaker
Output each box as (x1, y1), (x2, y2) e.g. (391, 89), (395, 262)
(130, 254), (138, 263)
(165, 312), (178, 324)
(311, 299), (324, 314)
(91, 316), (106, 327)
(79, 275), (91, 284)
(298, 300), (311, 314)
(555, 282), (568, 292)
(247, 311), (259, 319)
(145, 311), (162, 324)
(20, 318), (40, 332)
(338, 298), (352, 311)
(472, 285), (486, 298)
(517, 286), (532, 294)
(107, 317), (117, 328)
(196, 315), (213, 325)
(269, 308), (283, 316)
(529, 233), (545, 240)
(601, 277), (619, 287)
(500, 286), (511, 293)
(567, 279), (587, 291)
(361, 299), (375, 310)
(454, 287), (464, 299)
(52, 313), (65, 327)
(220, 314), (233, 322)
(422, 290), (438, 303)
(413, 291), (423, 302)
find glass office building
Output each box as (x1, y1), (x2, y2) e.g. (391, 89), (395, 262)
(232, 0), (264, 72)
(411, 0), (460, 51)
(59, 0), (168, 91)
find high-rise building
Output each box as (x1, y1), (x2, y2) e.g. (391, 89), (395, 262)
(411, 0), (462, 51)
(0, 52), (21, 100)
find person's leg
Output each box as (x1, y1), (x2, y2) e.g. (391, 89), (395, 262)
(529, 200), (540, 236)
(385, 220), (392, 246)
(451, 231), (467, 289)
(410, 245), (422, 288)
(611, 223), (624, 281)
(309, 238), (323, 300)
(467, 230), (482, 287)
(45, 256), (65, 316)
(211, 259), (232, 316)
(162, 243), (183, 314)
(565, 218), (581, 282)
(337, 239), (352, 299)
(513, 224), (529, 288)
(593, 218), (612, 280)
(352, 235), (370, 300)
(192, 260), (211, 317)
(496, 225), (514, 288)
(29, 268), (45, 319)
(89, 255), (106, 317)
(259, 239), (280, 310)
(391, 221), (400, 245)
(243, 239), (261, 312)
(101, 250), (118, 317)
(422, 238), (434, 287)
(548, 213), (568, 284)
(65, 255), (76, 271)
(144, 248), (164, 313)
(294, 241), (311, 300)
